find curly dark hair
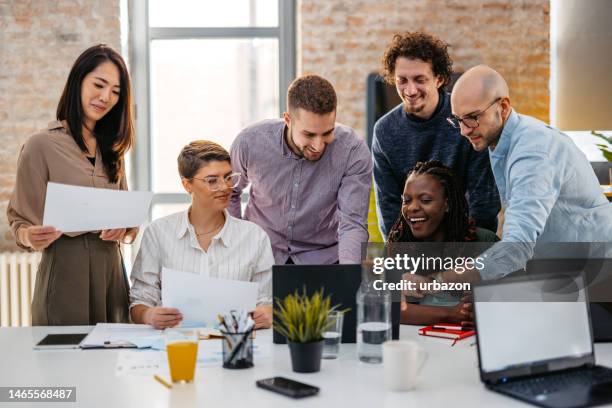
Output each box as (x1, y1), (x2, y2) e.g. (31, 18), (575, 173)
(381, 32), (453, 88)
(287, 74), (337, 115)
(387, 160), (475, 243)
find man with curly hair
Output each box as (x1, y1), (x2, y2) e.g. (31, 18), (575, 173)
(373, 32), (500, 240)
(229, 74), (372, 264)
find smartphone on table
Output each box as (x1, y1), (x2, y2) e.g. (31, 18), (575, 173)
(34, 333), (88, 350)
(256, 377), (319, 399)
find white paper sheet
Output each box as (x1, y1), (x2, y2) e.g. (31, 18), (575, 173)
(80, 323), (162, 348)
(42, 182), (153, 232)
(115, 341), (224, 377)
(115, 339), (270, 377)
(161, 267), (259, 327)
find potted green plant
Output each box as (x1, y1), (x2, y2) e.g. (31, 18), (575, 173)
(592, 131), (612, 162)
(273, 289), (341, 373)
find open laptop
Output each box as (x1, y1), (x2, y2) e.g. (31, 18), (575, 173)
(272, 264), (401, 344)
(473, 272), (612, 408)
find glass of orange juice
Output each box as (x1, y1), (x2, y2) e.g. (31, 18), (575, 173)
(165, 329), (198, 383)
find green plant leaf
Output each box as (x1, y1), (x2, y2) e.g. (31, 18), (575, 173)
(272, 288), (347, 343)
(592, 130), (612, 144)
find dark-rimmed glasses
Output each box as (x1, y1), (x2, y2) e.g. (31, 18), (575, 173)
(447, 98), (501, 129)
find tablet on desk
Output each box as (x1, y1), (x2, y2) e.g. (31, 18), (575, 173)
(34, 333), (88, 350)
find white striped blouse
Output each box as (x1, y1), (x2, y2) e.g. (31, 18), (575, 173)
(129, 209), (273, 309)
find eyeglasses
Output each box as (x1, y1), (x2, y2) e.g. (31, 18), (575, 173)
(190, 172), (241, 191)
(446, 98), (501, 129)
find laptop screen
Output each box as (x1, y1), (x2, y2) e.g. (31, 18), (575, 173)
(474, 274), (593, 375)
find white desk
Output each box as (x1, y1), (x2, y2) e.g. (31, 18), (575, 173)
(2, 325), (612, 408)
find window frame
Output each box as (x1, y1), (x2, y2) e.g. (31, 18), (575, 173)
(128, 0), (295, 208)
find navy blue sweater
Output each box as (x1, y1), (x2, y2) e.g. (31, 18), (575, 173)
(372, 91), (501, 238)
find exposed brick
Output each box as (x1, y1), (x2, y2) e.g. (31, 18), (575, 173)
(0, 1), (121, 251)
(298, 0), (550, 141)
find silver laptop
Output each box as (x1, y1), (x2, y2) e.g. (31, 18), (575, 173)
(473, 273), (612, 408)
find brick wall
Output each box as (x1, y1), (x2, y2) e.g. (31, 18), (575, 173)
(298, 0), (550, 138)
(0, 1), (551, 250)
(0, 0), (121, 251)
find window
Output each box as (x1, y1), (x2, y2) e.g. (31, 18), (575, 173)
(129, 0), (295, 217)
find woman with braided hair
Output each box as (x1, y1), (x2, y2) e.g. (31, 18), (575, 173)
(387, 160), (498, 325)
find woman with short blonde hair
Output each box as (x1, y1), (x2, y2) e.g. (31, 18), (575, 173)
(130, 140), (274, 330)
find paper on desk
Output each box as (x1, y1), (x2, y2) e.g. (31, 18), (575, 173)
(161, 267), (259, 327)
(115, 340), (270, 377)
(80, 323), (162, 348)
(42, 182), (153, 232)
(128, 327), (223, 349)
(116, 342), (223, 377)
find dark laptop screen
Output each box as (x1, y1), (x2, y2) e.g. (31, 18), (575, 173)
(272, 264), (401, 344)
(474, 274), (594, 381)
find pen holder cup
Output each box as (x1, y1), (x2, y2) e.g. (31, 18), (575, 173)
(221, 331), (254, 369)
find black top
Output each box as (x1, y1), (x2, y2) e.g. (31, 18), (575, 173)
(86, 156), (95, 166)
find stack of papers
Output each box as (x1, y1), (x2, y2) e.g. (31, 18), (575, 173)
(115, 341), (224, 377)
(115, 340), (271, 377)
(80, 324), (162, 349)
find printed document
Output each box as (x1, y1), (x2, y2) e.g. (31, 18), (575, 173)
(42, 182), (153, 232)
(161, 267), (258, 326)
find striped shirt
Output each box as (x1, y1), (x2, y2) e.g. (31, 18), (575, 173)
(129, 210), (273, 309)
(229, 119), (372, 264)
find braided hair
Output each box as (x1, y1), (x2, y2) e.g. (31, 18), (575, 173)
(387, 160), (475, 243)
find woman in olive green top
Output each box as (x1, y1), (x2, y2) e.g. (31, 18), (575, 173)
(7, 44), (136, 325)
(387, 160), (499, 326)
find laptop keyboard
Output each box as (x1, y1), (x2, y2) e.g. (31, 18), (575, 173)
(499, 366), (612, 397)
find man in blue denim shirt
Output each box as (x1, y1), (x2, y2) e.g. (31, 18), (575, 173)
(403, 65), (612, 291)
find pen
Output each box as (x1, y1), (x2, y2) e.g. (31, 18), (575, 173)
(230, 310), (239, 332)
(154, 374), (173, 389)
(217, 314), (229, 332)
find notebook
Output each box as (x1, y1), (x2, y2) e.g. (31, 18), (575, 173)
(418, 324), (475, 344)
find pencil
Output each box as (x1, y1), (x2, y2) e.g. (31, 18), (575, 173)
(154, 374), (173, 389)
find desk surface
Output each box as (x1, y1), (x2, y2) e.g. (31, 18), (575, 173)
(2, 325), (612, 408)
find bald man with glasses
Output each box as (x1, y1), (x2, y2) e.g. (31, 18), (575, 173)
(419, 64), (612, 286)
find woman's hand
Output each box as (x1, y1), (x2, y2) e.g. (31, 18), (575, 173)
(401, 272), (434, 299)
(100, 228), (126, 241)
(447, 296), (474, 326)
(21, 226), (62, 250)
(252, 305), (272, 329)
(143, 307), (183, 329)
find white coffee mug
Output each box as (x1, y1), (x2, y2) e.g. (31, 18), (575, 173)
(383, 340), (428, 391)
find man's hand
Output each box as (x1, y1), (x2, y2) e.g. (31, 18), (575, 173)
(401, 273), (434, 299)
(143, 307), (183, 329)
(252, 305), (272, 329)
(100, 228), (127, 241)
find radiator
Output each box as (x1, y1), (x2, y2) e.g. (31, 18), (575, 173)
(0, 252), (41, 327)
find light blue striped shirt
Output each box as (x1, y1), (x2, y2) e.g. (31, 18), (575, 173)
(481, 110), (612, 279)
(229, 119), (372, 265)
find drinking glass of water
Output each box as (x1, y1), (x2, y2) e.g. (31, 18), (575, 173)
(322, 311), (344, 359)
